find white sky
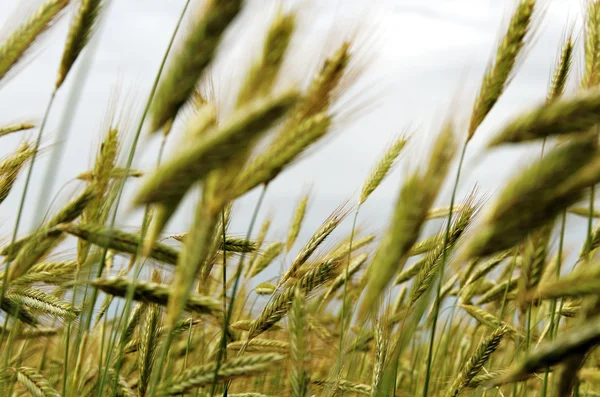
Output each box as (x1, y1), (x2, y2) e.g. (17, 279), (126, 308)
(0, 0), (591, 267)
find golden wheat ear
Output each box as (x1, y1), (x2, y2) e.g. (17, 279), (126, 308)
(155, 353), (283, 395)
(359, 123), (456, 320)
(0, 122), (35, 138)
(448, 327), (507, 397)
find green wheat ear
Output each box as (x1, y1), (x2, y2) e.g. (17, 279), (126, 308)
(0, 0), (70, 83)
(56, 0), (109, 88)
(468, 0), (538, 140)
(149, 0), (243, 132)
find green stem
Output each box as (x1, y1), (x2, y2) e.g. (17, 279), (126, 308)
(525, 305), (532, 351)
(108, 133), (171, 395)
(221, 209), (228, 396)
(99, 2), (191, 392)
(209, 185), (268, 397)
(422, 140), (467, 397)
(588, 187), (595, 248)
(82, 0), (191, 333)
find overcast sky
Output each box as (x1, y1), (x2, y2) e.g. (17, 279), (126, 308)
(0, 0), (591, 268)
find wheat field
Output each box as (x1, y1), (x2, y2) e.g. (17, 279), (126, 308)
(2, 0), (600, 396)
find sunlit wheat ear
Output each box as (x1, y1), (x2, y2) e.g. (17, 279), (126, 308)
(311, 379), (372, 395)
(76, 167), (143, 181)
(461, 304), (520, 339)
(426, 205), (467, 220)
(569, 205), (600, 218)
(487, 315), (600, 388)
(445, 326), (507, 397)
(149, 0), (243, 132)
(184, 102), (218, 140)
(6, 229), (62, 283)
(458, 136), (599, 262)
(285, 41), (352, 127)
(6, 286), (79, 321)
(245, 216), (272, 277)
(249, 259), (341, 339)
(540, 250), (567, 285)
(11, 366), (61, 397)
(236, 11), (296, 106)
(468, 0), (538, 140)
(249, 241), (284, 278)
(279, 203), (349, 286)
(252, 282), (275, 295)
(1, 295), (39, 325)
(579, 223), (600, 265)
(458, 280), (496, 303)
(231, 42), (353, 199)
(370, 321), (388, 397)
(8, 260), (78, 286)
(118, 302), (144, 347)
(79, 127), (120, 263)
(0, 142), (36, 204)
(475, 277), (518, 306)
(0, 0), (69, 83)
(287, 193), (310, 252)
(233, 112), (332, 198)
(359, 123), (456, 320)
(156, 353), (283, 396)
(321, 254), (368, 303)
(0, 122), (35, 138)
(56, 0), (108, 88)
(135, 89), (299, 206)
(405, 196), (478, 308)
(547, 28), (574, 103)
(125, 317), (197, 354)
(461, 251), (511, 288)
(583, 1), (600, 88)
(226, 339), (289, 354)
(325, 235), (374, 265)
(487, 87), (600, 147)
(360, 135), (408, 205)
(518, 223), (551, 303)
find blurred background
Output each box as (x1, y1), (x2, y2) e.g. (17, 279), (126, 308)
(0, 0), (588, 275)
